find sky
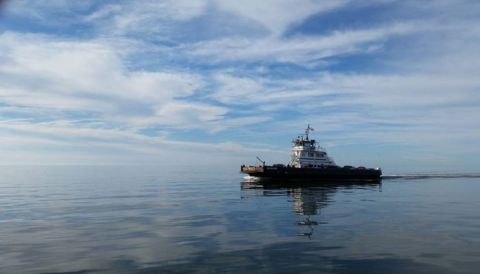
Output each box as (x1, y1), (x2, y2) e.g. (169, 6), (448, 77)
(0, 0), (479, 172)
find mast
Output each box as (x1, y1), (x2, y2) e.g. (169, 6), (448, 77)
(305, 124), (314, 140)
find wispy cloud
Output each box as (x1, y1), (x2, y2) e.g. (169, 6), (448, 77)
(188, 22), (423, 66)
(0, 32), (205, 123)
(214, 0), (348, 35)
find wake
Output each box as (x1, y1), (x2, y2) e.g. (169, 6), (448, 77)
(381, 173), (480, 180)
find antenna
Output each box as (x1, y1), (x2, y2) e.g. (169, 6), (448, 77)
(256, 156), (266, 166)
(305, 124), (314, 140)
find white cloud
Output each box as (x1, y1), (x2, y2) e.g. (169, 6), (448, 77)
(5, 0), (347, 33)
(4, 0), (94, 24)
(188, 22), (422, 66)
(209, 72), (341, 109)
(209, 67), (479, 110)
(84, 4), (122, 22)
(311, 72), (480, 107)
(109, 0), (208, 35)
(0, 119), (284, 166)
(202, 63), (480, 159)
(129, 102), (228, 129)
(213, 0), (348, 35)
(0, 32), (205, 124)
(0, 32), (277, 164)
(211, 74), (265, 104)
(76, 0), (348, 38)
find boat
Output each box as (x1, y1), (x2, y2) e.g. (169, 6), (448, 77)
(241, 125), (382, 181)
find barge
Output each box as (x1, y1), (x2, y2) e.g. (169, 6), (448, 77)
(241, 125), (382, 181)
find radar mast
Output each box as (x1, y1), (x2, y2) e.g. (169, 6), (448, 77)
(305, 124), (314, 140)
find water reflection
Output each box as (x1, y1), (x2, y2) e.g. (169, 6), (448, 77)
(241, 180), (382, 239)
(3, 166), (477, 273)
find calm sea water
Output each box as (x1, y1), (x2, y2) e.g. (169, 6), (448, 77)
(1, 166), (479, 274)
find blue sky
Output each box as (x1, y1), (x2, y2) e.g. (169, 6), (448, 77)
(0, 0), (479, 172)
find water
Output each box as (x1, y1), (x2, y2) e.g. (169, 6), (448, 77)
(1, 166), (479, 273)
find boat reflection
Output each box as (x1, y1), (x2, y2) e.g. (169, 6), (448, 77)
(241, 179), (382, 239)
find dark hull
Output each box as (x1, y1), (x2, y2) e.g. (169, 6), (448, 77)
(241, 165), (382, 182)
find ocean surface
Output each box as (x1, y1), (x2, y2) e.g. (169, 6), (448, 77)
(1, 165), (479, 274)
